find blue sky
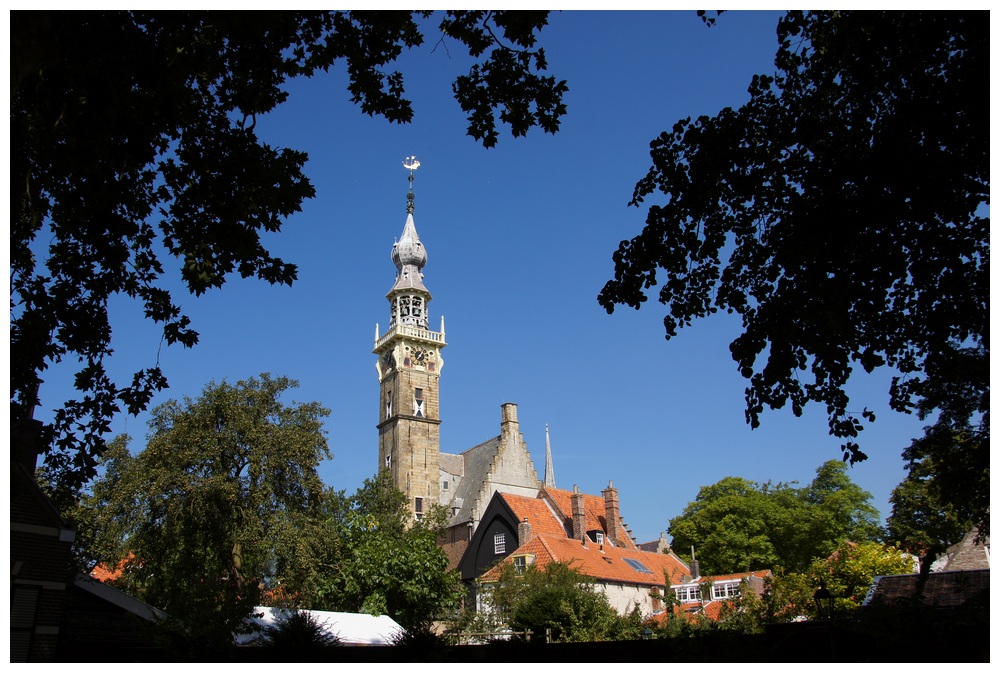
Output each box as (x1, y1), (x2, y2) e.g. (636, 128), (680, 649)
(34, 10), (933, 544)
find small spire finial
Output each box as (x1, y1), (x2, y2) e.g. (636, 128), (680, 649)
(403, 156), (420, 215)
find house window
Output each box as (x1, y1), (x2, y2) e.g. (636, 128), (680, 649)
(385, 390), (393, 419)
(651, 588), (663, 612)
(494, 532), (506, 555)
(712, 582), (741, 600)
(413, 388), (424, 417)
(11, 585), (40, 662)
(595, 532), (604, 545)
(674, 585), (701, 603)
(442, 480), (449, 490)
(414, 497), (423, 520)
(513, 554), (535, 574)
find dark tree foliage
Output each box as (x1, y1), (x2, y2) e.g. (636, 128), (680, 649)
(11, 10), (567, 490)
(888, 436), (975, 575)
(598, 12), (988, 529)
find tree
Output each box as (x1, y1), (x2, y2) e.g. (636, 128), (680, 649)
(668, 461), (882, 575)
(11, 10), (567, 490)
(597, 12), (988, 531)
(808, 541), (914, 616)
(887, 448), (972, 599)
(315, 470), (464, 632)
(469, 561), (641, 643)
(76, 374), (331, 644)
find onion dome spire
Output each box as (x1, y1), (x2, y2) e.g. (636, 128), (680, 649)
(390, 157), (428, 293)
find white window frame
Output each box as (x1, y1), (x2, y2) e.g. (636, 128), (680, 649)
(711, 582), (741, 600)
(674, 585), (701, 603)
(494, 532), (506, 555)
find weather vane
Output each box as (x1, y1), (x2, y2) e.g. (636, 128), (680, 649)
(403, 156), (420, 214)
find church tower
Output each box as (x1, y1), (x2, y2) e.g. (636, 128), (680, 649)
(373, 157), (446, 521)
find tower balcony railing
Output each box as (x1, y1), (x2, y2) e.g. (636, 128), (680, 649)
(374, 323), (446, 350)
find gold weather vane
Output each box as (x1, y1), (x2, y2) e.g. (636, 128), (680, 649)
(403, 156), (420, 214)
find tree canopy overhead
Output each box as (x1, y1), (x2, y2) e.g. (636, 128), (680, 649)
(598, 12), (988, 519)
(11, 10), (567, 490)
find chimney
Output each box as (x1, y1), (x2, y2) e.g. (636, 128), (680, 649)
(571, 485), (586, 542)
(518, 517), (533, 547)
(500, 403), (519, 442)
(602, 480), (620, 545)
(690, 546), (701, 579)
(13, 418), (44, 474)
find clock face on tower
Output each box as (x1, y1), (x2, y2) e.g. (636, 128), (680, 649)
(411, 347), (429, 366)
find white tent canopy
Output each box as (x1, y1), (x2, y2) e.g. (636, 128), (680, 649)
(237, 607), (405, 647)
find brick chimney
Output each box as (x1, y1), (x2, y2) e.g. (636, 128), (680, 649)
(518, 517), (533, 547)
(602, 480), (620, 545)
(571, 485), (586, 542)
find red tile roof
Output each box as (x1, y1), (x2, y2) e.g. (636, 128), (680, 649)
(498, 492), (570, 539)
(90, 554), (135, 583)
(482, 533), (689, 587)
(689, 569), (772, 586)
(541, 486), (638, 550)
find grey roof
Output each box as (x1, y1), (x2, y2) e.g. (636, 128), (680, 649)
(444, 436), (502, 525)
(863, 569), (990, 609)
(390, 213), (428, 293)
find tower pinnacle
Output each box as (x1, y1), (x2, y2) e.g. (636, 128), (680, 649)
(403, 156), (420, 215)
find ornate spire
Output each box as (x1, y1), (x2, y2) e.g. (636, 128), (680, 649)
(390, 157), (428, 294)
(544, 424), (556, 487)
(404, 155), (419, 214)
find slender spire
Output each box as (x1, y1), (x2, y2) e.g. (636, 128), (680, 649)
(544, 424), (556, 487)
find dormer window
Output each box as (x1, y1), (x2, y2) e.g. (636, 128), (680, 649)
(711, 582), (741, 600)
(674, 585), (701, 603)
(513, 554), (535, 574)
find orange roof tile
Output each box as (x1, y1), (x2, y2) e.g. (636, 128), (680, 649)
(498, 492), (569, 539)
(90, 554), (135, 583)
(692, 569), (772, 585)
(482, 533), (689, 587)
(541, 486), (638, 550)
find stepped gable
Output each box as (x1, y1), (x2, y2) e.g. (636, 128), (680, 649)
(444, 437), (501, 525)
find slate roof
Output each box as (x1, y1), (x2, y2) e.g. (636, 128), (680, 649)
(862, 568), (990, 609)
(444, 436), (502, 524)
(481, 533), (689, 587)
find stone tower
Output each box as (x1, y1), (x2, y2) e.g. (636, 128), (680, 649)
(373, 158), (446, 521)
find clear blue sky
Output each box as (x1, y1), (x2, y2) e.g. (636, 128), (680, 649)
(35, 10), (932, 544)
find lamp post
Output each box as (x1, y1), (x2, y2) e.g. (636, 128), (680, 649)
(813, 581), (835, 620)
